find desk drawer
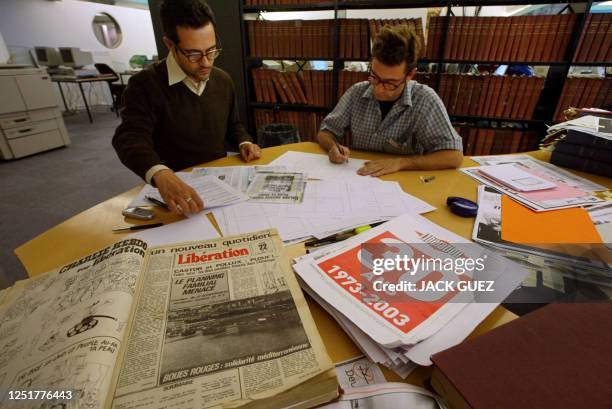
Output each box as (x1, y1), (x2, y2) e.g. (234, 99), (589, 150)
(4, 119), (58, 140)
(8, 129), (65, 158)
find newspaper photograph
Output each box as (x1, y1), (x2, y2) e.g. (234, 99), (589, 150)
(0, 238), (148, 409)
(194, 165), (291, 193)
(246, 172), (307, 203)
(110, 230), (333, 409)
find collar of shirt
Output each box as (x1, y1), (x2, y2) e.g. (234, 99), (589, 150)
(166, 51), (208, 96)
(361, 80), (414, 107)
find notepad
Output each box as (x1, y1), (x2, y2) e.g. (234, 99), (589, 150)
(479, 164), (556, 192)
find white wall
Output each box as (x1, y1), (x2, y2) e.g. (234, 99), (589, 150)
(0, 0), (157, 108)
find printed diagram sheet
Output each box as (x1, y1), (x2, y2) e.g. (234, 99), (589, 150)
(269, 151), (368, 180)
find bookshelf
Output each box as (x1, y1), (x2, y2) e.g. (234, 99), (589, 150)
(239, 0), (611, 154)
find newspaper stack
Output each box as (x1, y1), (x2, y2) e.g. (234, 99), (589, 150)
(473, 185), (612, 288)
(293, 213), (529, 378)
(461, 155), (605, 211)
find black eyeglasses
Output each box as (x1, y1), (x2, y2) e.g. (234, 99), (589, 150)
(175, 44), (222, 63)
(367, 69), (405, 91)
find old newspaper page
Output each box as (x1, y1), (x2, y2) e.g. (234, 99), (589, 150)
(109, 229), (334, 409)
(0, 238), (148, 408)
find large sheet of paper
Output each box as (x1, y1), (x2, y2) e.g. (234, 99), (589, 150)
(213, 179), (435, 243)
(269, 151), (368, 180)
(128, 214), (220, 247)
(128, 173), (249, 209)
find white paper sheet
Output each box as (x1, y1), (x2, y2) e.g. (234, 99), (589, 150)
(128, 173), (249, 209)
(127, 214), (220, 246)
(269, 151), (368, 180)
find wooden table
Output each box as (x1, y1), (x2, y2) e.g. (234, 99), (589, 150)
(16, 143), (610, 385)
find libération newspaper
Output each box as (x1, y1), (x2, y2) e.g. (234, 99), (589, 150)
(0, 230), (335, 409)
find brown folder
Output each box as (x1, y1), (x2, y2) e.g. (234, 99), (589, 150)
(432, 303), (612, 409)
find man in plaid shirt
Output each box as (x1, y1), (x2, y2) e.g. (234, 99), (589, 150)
(317, 25), (463, 176)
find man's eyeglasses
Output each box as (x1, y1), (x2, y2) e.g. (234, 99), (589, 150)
(367, 69), (405, 91)
(175, 44), (222, 63)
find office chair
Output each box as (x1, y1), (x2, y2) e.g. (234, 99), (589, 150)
(94, 63), (125, 117)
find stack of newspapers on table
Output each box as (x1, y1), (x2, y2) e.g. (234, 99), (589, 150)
(293, 213), (530, 377)
(464, 155), (612, 288)
(129, 151), (436, 246)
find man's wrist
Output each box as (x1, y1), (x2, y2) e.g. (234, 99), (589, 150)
(400, 156), (416, 171)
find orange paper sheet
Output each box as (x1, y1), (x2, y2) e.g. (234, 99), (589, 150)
(501, 195), (602, 244)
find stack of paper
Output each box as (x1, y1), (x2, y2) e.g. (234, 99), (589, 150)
(473, 186), (612, 288)
(293, 214), (529, 377)
(463, 156), (605, 211)
(213, 178), (436, 244)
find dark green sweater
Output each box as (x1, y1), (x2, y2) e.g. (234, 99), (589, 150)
(112, 61), (251, 180)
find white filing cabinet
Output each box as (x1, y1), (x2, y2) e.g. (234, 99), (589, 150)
(0, 67), (71, 159)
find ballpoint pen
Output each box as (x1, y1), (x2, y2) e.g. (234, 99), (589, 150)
(112, 223), (164, 232)
(145, 196), (169, 210)
(305, 221), (385, 248)
(334, 139), (349, 163)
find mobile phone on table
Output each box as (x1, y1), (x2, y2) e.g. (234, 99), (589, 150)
(122, 207), (155, 220)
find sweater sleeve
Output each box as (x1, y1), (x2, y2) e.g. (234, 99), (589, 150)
(112, 74), (162, 181)
(225, 78), (253, 149)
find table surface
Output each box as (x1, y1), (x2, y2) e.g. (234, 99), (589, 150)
(51, 75), (114, 83)
(14, 142), (612, 385)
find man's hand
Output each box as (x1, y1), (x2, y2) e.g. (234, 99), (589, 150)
(328, 144), (350, 164)
(240, 143), (262, 162)
(357, 158), (405, 177)
(152, 169), (204, 215)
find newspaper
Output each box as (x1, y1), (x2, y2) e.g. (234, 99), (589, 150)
(194, 165), (292, 193)
(0, 232), (335, 409)
(246, 172), (308, 203)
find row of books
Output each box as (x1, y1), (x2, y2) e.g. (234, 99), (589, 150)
(553, 77), (612, 121)
(252, 68), (334, 107)
(456, 126), (541, 156)
(337, 70), (369, 99)
(247, 20), (335, 58)
(429, 74), (545, 120)
(254, 109), (325, 142)
(574, 13), (612, 62)
(248, 18), (425, 60)
(338, 19), (369, 60)
(426, 14), (577, 62)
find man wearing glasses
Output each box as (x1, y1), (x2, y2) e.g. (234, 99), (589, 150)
(113, 0), (261, 214)
(317, 25), (463, 176)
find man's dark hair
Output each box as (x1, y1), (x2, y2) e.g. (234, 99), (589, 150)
(160, 0), (216, 44)
(371, 24), (421, 73)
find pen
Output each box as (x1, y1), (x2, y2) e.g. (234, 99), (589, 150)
(145, 196), (169, 210)
(113, 223), (164, 232)
(335, 139), (348, 163)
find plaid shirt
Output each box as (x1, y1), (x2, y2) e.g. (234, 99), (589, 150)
(321, 80), (462, 155)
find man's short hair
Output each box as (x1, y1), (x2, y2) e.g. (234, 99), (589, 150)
(160, 0), (216, 44)
(371, 24), (421, 73)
